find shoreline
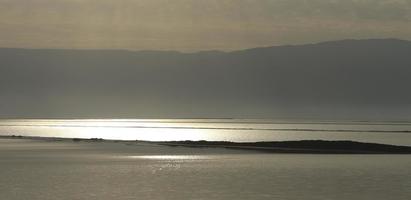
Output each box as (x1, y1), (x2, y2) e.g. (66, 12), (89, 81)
(2, 135), (411, 154)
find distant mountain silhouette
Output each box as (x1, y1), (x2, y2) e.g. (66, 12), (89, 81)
(1, 39), (411, 119)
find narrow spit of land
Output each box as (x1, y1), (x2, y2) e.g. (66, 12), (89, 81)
(157, 140), (411, 154)
(2, 135), (411, 154)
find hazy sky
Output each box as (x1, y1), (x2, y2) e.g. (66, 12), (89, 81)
(1, 0), (411, 51)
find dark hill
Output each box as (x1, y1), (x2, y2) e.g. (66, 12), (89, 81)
(1, 39), (411, 119)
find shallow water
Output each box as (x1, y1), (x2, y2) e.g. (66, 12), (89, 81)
(1, 139), (411, 200)
(1, 119), (411, 146)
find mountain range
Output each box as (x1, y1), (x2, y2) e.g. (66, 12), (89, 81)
(1, 39), (410, 120)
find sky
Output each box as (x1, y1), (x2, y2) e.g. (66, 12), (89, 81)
(1, 0), (411, 51)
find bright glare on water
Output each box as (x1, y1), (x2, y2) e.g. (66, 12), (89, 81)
(1, 119), (411, 145)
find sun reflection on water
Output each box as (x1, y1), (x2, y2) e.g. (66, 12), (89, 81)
(3, 119), (411, 146)
(128, 155), (209, 160)
(62, 124), (211, 141)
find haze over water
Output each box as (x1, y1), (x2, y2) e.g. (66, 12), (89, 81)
(2, 1), (411, 199)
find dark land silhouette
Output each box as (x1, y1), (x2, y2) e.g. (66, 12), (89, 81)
(157, 140), (411, 154)
(1, 39), (411, 120)
(3, 135), (411, 154)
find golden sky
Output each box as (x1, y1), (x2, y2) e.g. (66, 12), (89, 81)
(1, 0), (411, 51)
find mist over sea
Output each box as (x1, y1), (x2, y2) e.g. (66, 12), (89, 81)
(2, 0), (411, 198)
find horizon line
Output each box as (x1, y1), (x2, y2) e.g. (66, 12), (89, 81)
(0, 37), (408, 54)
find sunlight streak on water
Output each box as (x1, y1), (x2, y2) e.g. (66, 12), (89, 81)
(69, 127), (210, 141)
(1, 119), (411, 145)
(128, 155), (210, 160)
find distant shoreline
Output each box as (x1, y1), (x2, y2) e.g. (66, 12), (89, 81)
(2, 135), (411, 154)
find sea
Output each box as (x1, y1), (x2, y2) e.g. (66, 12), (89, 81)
(1, 119), (411, 145)
(1, 119), (411, 200)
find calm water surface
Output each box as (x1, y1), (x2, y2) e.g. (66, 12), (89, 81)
(1, 139), (410, 200)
